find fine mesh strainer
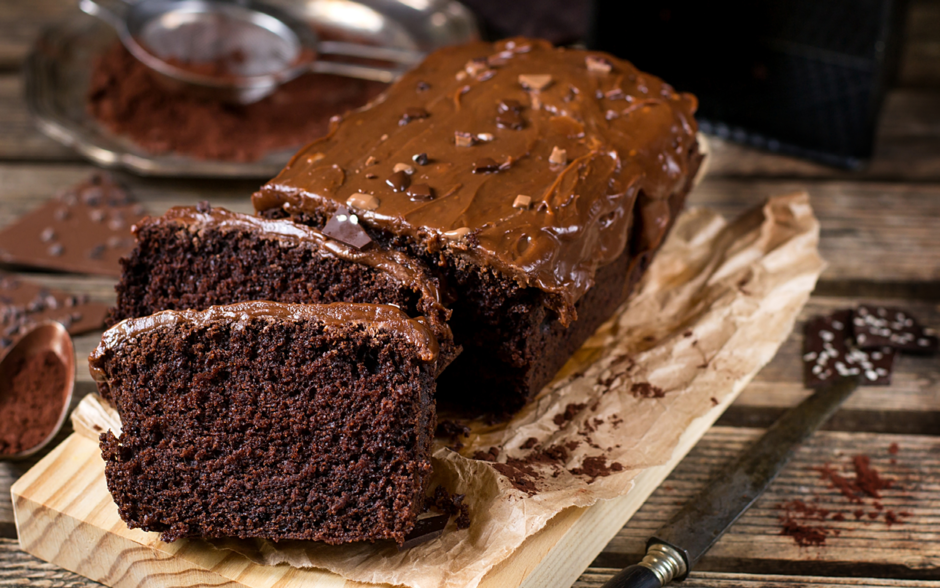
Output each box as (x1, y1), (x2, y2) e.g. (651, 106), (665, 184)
(79, 0), (424, 103)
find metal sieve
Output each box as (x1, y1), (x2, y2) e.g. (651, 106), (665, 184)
(79, 0), (424, 103)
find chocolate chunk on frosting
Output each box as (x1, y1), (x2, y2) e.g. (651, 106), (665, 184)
(253, 38), (700, 316)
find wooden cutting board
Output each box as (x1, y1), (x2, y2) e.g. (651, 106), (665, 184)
(11, 386), (737, 588)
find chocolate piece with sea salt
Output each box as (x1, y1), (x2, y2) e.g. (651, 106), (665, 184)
(802, 310), (896, 388)
(853, 304), (939, 355)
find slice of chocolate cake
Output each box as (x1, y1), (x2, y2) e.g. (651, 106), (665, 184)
(90, 302), (438, 545)
(253, 38), (702, 413)
(109, 204), (457, 371)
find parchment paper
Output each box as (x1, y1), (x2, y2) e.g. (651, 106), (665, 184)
(79, 191), (823, 588)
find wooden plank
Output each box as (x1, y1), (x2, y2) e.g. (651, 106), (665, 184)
(600, 428), (940, 580)
(0, 0), (73, 72)
(6, 540), (940, 588)
(575, 570), (940, 588)
(689, 178), (940, 284)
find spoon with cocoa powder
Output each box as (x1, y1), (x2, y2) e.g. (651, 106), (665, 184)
(0, 322), (75, 460)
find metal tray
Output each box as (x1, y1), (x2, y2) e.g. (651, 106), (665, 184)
(24, 0), (478, 178)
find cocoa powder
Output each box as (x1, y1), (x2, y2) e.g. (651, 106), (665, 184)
(0, 350), (68, 455)
(87, 42), (387, 162)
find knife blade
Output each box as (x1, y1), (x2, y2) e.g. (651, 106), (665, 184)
(603, 376), (860, 588)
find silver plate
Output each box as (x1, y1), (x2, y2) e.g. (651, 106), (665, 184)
(25, 0), (478, 178)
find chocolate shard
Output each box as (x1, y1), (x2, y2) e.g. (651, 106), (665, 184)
(321, 207), (373, 250)
(407, 184), (434, 201)
(472, 158), (500, 173)
(398, 513), (449, 550)
(412, 153), (429, 166)
(386, 170), (411, 192)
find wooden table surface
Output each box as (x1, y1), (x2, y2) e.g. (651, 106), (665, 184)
(1, 1), (939, 587)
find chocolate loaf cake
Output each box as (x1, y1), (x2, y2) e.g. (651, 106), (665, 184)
(109, 203), (457, 371)
(90, 302), (438, 545)
(253, 38), (702, 413)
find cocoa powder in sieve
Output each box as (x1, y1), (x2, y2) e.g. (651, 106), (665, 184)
(87, 42), (387, 162)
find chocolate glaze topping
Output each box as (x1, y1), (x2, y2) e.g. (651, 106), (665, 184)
(151, 205), (450, 328)
(90, 301), (440, 385)
(253, 38), (699, 315)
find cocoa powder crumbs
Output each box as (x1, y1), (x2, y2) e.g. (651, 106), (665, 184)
(778, 499), (833, 546)
(630, 382), (665, 399)
(0, 350), (67, 455)
(87, 42), (387, 162)
(777, 449), (909, 546)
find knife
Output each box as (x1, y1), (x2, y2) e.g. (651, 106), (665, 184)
(603, 376), (860, 588)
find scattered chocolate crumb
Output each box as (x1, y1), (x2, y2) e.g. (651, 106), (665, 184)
(710, 397), (719, 406)
(472, 446), (500, 462)
(569, 455), (622, 481)
(832, 512), (845, 521)
(888, 442), (899, 455)
(854, 509), (865, 519)
(428, 486), (471, 530)
(412, 153), (429, 166)
(521, 437), (538, 450)
(553, 402), (586, 427)
(683, 330), (693, 337)
(630, 382), (665, 399)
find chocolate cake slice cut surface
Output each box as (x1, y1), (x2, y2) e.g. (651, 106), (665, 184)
(254, 37), (702, 414)
(109, 204), (457, 371)
(90, 302), (438, 545)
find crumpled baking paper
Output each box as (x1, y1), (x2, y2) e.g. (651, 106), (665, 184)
(78, 192), (823, 588)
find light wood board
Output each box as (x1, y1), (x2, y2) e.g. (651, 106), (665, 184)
(11, 381), (742, 588)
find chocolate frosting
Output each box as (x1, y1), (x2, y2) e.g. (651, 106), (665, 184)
(154, 205), (451, 330)
(89, 301), (440, 386)
(253, 38), (699, 317)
